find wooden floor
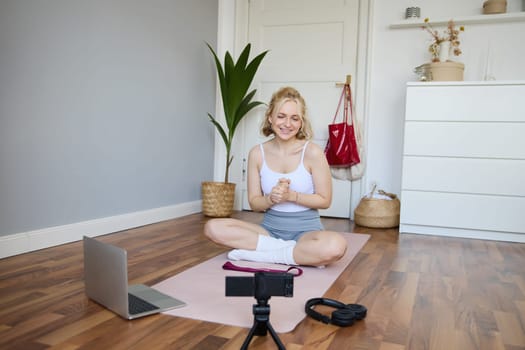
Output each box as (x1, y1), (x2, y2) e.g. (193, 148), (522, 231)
(1, 211), (524, 350)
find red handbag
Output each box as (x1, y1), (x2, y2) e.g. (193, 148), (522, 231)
(324, 84), (361, 167)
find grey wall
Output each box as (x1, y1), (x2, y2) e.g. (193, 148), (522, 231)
(0, 0), (218, 236)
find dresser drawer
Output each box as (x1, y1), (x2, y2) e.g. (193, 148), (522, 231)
(405, 84), (525, 122)
(401, 157), (525, 196)
(403, 122), (525, 159)
(400, 191), (525, 234)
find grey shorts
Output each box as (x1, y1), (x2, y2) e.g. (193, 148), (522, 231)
(261, 209), (324, 241)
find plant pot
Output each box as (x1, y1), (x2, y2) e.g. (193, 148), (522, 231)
(422, 61), (464, 81)
(201, 181), (236, 217)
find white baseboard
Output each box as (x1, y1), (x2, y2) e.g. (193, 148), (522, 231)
(0, 201), (202, 259)
(399, 223), (525, 243)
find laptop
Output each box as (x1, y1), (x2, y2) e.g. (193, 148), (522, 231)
(83, 235), (186, 319)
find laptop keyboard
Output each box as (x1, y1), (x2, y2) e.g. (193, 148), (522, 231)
(128, 293), (159, 314)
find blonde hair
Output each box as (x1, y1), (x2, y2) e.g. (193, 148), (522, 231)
(260, 86), (313, 140)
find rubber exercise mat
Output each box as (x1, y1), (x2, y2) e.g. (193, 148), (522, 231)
(153, 232), (370, 333)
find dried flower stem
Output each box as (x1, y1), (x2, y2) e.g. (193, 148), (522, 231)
(422, 18), (465, 62)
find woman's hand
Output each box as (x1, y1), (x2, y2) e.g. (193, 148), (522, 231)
(269, 178), (290, 204)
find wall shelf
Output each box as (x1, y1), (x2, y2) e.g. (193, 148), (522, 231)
(390, 11), (525, 28)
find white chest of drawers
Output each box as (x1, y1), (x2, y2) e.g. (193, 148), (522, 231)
(400, 81), (525, 242)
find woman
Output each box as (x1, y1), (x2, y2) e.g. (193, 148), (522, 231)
(204, 87), (347, 267)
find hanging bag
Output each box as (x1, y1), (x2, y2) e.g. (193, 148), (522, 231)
(348, 86), (365, 180)
(324, 84), (361, 167)
(329, 84), (366, 181)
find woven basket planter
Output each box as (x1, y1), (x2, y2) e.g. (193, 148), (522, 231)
(354, 191), (400, 228)
(201, 182), (236, 217)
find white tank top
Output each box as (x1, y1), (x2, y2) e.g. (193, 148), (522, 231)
(260, 141), (314, 212)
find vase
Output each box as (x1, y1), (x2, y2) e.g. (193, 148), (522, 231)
(438, 41), (451, 62)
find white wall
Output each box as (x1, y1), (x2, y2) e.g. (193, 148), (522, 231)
(0, 0), (219, 257)
(365, 0), (525, 196)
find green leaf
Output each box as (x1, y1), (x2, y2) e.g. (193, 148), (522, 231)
(205, 42), (268, 182)
(208, 113), (230, 149)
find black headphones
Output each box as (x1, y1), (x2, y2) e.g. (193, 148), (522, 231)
(305, 298), (367, 327)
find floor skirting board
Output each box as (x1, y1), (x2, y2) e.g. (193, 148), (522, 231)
(0, 201), (202, 259)
(399, 223), (525, 243)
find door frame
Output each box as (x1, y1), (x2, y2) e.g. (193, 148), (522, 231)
(213, 0), (375, 217)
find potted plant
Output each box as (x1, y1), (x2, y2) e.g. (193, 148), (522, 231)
(420, 19), (465, 81)
(202, 43), (268, 217)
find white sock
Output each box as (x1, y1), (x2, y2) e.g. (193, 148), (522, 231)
(256, 235), (296, 251)
(228, 244), (297, 266)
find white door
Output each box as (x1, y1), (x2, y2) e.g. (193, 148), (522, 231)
(240, 0), (360, 218)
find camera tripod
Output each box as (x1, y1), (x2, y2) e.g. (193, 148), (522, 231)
(241, 297), (285, 350)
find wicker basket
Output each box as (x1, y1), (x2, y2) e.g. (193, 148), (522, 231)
(201, 181), (236, 217)
(483, 0), (507, 14)
(354, 190), (400, 228)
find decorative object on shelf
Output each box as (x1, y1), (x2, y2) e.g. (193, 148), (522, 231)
(483, 0), (507, 14)
(438, 40), (451, 62)
(422, 18), (465, 62)
(483, 42), (496, 81)
(416, 18), (465, 81)
(405, 7), (421, 19)
(431, 61), (464, 81)
(413, 64), (431, 81)
(413, 62), (465, 82)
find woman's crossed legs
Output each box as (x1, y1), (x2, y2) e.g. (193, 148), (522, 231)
(204, 218), (347, 267)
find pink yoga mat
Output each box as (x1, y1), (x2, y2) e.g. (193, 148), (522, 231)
(153, 233), (370, 333)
